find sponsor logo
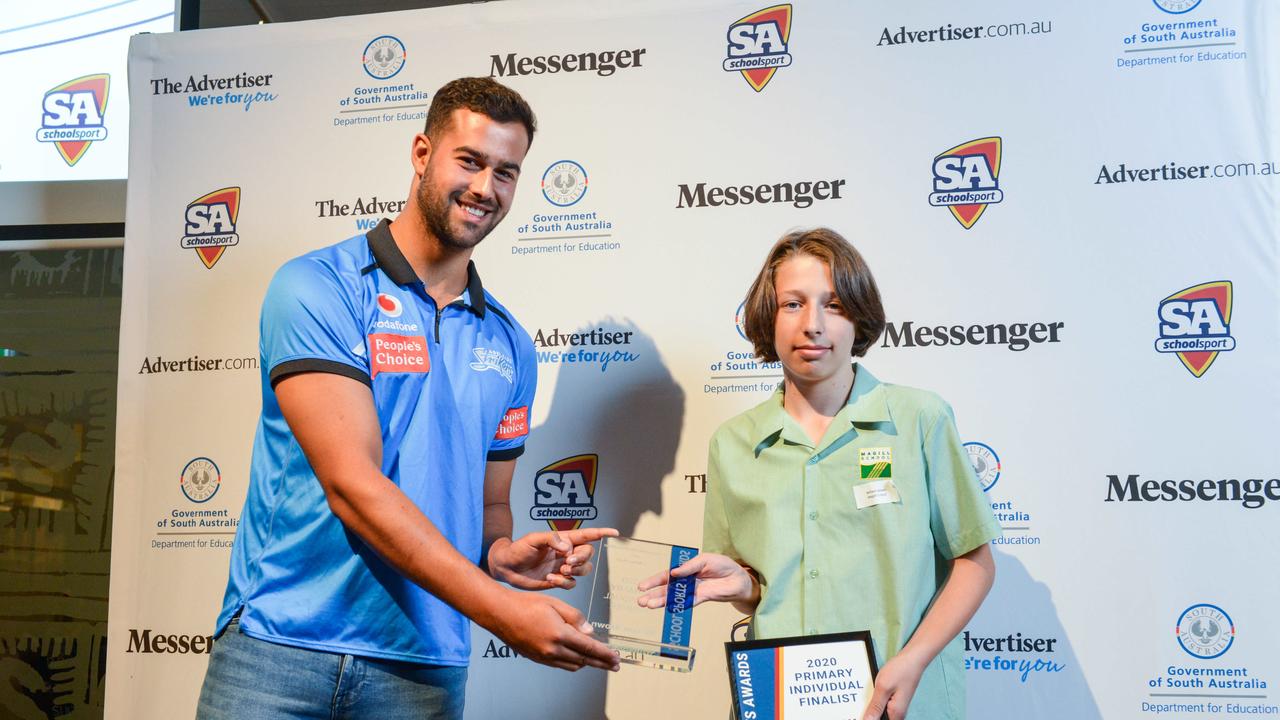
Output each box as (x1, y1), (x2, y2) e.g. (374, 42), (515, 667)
(532, 326), (639, 372)
(495, 407), (528, 440)
(376, 293), (404, 318)
(1177, 604), (1233, 659)
(1155, 281), (1234, 377)
(878, 19), (1052, 47)
(490, 48), (647, 78)
(1105, 474), (1280, 508)
(470, 347), (515, 383)
(881, 320), (1063, 351)
(125, 628), (215, 654)
(37, 74), (110, 167)
(138, 354), (258, 375)
(706, 305), (780, 395)
(724, 4), (793, 92)
(180, 457), (220, 503)
(530, 454), (599, 531)
(859, 447), (892, 479)
(963, 630), (1065, 682)
(314, 195), (408, 231)
(931, 137), (1002, 229)
(542, 160), (588, 207)
(181, 188), (241, 269)
(734, 301), (749, 341)
(480, 638), (523, 659)
(1118, 1), (1243, 69)
(676, 177), (847, 210)
(1095, 160), (1277, 184)
(150, 71), (277, 111)
(363, 35), (406, 79)
(368, 333), (429, 377)
(965, 442), (1001, 492)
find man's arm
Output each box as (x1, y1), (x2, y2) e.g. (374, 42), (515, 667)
(275, 371), (618, 672)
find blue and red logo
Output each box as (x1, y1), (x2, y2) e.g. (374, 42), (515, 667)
(37, 74), (110, 167)
(1155, 281), (1234, 377)
(724, 4), (793, 92)
(930, 137), (1003, 229)
(180, 188), (241, 269)
(530, 454), (599, 532)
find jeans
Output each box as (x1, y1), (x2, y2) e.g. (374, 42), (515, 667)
(196, 618), (466, 719)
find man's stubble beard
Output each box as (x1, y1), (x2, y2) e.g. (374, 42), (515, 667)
(416, 169), (504, 252)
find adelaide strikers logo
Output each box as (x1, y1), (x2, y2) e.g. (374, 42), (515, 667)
(376, 293), (404, 318)
(530, 454), (599, 531)
(180, 188), (241, 269)
(541, 160), (588, 207)
(1155, 281), (1234, 377)
(180, 457), (221, 503)
(930, 137), (1003, 229)
(36, 74), (110, 167)
(1176, 604), (1234, 659)
(965, 442), (1001, 492)
(724, 4), (793, 92)
(363, 35), (406, 79)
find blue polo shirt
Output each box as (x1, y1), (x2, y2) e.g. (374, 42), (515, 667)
(216, 219), (536, 665)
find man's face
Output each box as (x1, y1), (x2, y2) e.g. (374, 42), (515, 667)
(417, 108), (529, 251)
(772, 254), (856, 384)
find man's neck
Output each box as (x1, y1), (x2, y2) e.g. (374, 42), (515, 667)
(388, 213), (472, 308)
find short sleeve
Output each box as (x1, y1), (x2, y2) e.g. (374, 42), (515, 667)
(923, 401), (1002, 559)
(486, 327), (537, 461)
(262, 256), (371, 388)
(701, 431), (736, 558)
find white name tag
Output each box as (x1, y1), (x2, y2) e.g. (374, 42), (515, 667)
(853, 479), (901, 509)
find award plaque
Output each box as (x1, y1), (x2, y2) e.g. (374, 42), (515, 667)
(586, 536), (698, 672)
(726, 631), (879, 720)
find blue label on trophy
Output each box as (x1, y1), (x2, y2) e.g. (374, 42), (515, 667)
(661, 544), (697, 659)
(732, 647), (780, 719)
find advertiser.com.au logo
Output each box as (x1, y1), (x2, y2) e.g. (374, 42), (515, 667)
(181, 188), (241, 269)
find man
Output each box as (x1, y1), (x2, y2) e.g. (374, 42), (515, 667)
(197, 77), (619, 720)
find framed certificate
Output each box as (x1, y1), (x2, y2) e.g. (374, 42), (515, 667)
(725, 631), (879, 719)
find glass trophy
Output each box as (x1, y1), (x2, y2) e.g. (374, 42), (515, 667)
(586, 536), (697, 672)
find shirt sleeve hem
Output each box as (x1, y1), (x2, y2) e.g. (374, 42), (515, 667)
(269, 358), (372, 388)
(943, 521), (1002, 560)
(487, 445), (525, 462)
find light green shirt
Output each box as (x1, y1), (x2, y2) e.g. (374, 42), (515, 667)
(703, 364), (1001, 720)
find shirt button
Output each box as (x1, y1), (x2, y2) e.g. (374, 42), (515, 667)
(808, 511), (819, 521)
(808, 569), (820, 579)
(807, 457), (818, 465)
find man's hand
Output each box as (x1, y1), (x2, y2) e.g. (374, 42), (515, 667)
(489, 588), (620, 672)
(860, 652), (926, 720)
(635, 552), (758, 613)
(488, 527), (618, 590)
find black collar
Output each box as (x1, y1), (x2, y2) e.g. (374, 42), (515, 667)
(366, 218), (486, 317)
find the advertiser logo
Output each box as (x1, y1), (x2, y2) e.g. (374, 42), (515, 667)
(181, 188), (241, 269)
(314, 195), (407, 231)
(530, 454), (599, 531)
(963, 630), (1064, 683)
(363, 35), (406, 79)
(180, 457), (220, 504)
(965, 442), (1001, 492)
(37, 74), (109, 167)
(376, 293), (404, 318)
(368, 333), (429, 378)
(881, 320), (1063, 351)
(1177, 604), (1234, 659)
(724, 4), (793, 92)
(1155, 281), (1234, 377)
(532, 326), (639, 372)
(150, 71), (277, 111)
(490, 48), (647, 78)
(931, 137), (1002, 229)
(878, 19), (1052, 48)
(125, 628), (215, 654)
(542, 160), (588, 207)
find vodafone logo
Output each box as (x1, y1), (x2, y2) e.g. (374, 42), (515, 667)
(376, 293), (403, 318)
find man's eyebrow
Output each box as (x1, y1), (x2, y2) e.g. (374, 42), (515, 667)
(456, 145), (521, 173)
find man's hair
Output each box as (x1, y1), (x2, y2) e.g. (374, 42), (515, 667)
(741, 227), (885, 363)
(424, 77), (536, 147)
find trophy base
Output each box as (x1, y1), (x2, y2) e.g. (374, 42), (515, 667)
(603, 633), (696, 672)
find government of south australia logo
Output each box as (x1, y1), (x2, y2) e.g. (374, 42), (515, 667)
(930, 137), (1003, 229)
(724, 4), (793, 92)
(1176, 604), (1234, 659)
(1154, 0), (1201, 13)
(180, 457), (221, 503)
(1155, 280), (1234, 377)
(542, 160), (588, 207)
(965, 442), (1001, 492)
(363, 35), (406, 79)
(181, 188), (241, 269)
(37, 74), (110, 167)
(530, 454), (599, 532)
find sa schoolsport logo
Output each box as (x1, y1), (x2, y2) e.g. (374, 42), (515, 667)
(724, 4), (793, 92)
(1154, 280), (1234, 377)
(930, 137), (1003, 229)
(37, 74), (110, 167)
(181, 188), (241, 269)
(530, 454), (599, 532)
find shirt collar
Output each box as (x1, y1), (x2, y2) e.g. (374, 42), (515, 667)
(750, 363), (891, 455)
(366, 218), (487, 318)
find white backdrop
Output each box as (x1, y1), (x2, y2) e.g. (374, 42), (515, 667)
(108, 1), (1280, 718)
